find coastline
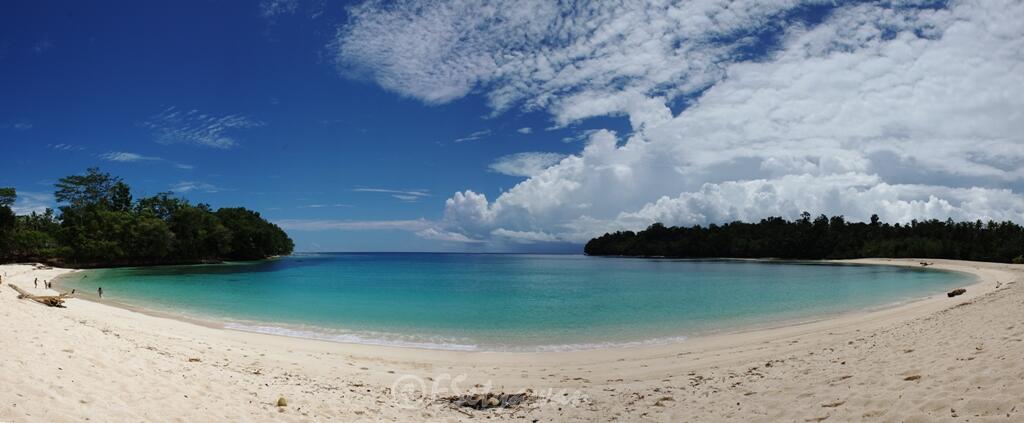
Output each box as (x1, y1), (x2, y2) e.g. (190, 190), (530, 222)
(3, 259), (1022, 421)
(51, 258), (978, 353)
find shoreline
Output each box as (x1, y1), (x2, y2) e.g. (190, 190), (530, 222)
(4, 258), (1022, 421)
(52, 258), (983, 354)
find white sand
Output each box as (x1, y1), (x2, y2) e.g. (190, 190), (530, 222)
(1, 259), (1021, 422)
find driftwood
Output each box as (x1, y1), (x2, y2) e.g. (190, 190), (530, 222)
(947, 288), (966, 298)
(8, 284), (73, 307)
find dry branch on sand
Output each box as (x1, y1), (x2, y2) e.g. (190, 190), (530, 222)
(8, 284), (73, 307)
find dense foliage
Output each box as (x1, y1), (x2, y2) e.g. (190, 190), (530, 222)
(585, 213), (1024, 264)
(0, 168), (293, 266)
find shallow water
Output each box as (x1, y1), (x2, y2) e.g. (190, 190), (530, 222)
(59, 254), (969, 351)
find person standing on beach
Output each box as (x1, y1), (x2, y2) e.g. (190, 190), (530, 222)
(98, 287), (103, 298)
(34, 278), (38, 288)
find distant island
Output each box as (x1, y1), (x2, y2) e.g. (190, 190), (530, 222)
(585, 214), (1024, 264)
(0, 168), (293, 267)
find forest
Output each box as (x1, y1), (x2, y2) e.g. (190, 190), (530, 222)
(0, 168), (293, 267)
(584, 213), (1024, 264)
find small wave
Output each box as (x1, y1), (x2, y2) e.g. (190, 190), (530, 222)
(223, 321), (691, 352)
(223, 323), (482, 351)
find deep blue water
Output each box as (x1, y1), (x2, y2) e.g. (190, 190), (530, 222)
(57, 253), (969, 351)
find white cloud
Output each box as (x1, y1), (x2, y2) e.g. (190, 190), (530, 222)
(101, 152), (161, 162)
(277, 218), (484, 243)
(3, 119), (33, 131)
(10, 191), (53, 215)
(142, 107), (263, 149)
(260, 0), (298, 18)
(101, 151), (193, 170)
(338, 0), (1024, 244)
(170, 181), (225, 194)
(490, 228), (558, 243)
(488, 152), (566, 177)
(416, 227), (484, 243)
(453, 129), (491, 143)
(516, 127), (532, 134)
(334, 0), (814, 123)
(353, 187), (430, 202)
(48, 143), (84, 151)
(277, 218), (433, 231)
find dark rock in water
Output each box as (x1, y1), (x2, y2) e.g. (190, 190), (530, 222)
(947, 288), (966, 297)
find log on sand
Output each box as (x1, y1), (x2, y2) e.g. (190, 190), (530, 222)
(7, 284), (73, 308)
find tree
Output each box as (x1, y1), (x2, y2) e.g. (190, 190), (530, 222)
(0, 187), (15, 208)
(2, 169), (293, 266)
(55, 167), (123, 209)
(216, 207), (294, 260)
(0, 188), (16, 259)
(585, 212), (1024, 263)
(168, 204), (232, 260)
(110, 181), (133, 212)
(136, 192), (185, 221)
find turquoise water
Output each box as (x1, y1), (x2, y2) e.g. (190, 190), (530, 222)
(58, 254), (969, 351)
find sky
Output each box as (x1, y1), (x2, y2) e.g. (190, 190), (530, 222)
(2, 0), (1023, 252)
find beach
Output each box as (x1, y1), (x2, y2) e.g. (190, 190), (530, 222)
(1, 258), (1021, 422)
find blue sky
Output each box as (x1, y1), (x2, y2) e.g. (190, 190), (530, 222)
(3, 0), (1023, 252)
(0, 0), (621, 252)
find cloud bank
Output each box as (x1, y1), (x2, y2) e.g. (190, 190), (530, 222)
(335, 0), (1024, 244)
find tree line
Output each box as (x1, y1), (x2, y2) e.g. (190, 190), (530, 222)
(0, 168), (293, 267)
(584, 213), (1024, 263)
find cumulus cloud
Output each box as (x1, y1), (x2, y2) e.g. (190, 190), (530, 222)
(416, 227), (484, 243)
(516, 127), (532, 134)
(336, 0), (1024, 244)
(490, 228), (558, 243)
(142, 107), (263, 149)
(488, 152), (566, 177)
(334, 0), (815, 123)
(10, 191), (53, 215)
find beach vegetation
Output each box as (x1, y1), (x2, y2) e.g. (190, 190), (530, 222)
(585, 214), (1024, 263)
(0, 168), (293, 266)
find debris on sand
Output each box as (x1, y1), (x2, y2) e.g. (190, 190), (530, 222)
(445, 392), (529, 410)
(947, 288), (966, 298)
(8, 284), (72, 307)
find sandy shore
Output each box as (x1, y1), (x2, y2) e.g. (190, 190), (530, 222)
(1, 259), (1022, 422)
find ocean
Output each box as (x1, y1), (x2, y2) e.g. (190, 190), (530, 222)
(57, 253), (969, 351)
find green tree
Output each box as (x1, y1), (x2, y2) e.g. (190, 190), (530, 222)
(0, 187), (15, 208)
(216, 207), (294, 260)
(55, 167), (123, 209)
(3, 169), (293, 266)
